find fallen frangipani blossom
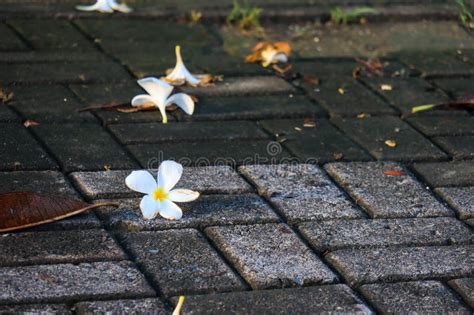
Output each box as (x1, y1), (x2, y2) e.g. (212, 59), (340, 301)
(125, 161), (199, 220)
(131, 77), (195, 124)
(76, 0), (132, 13)
(163, 45), (218, 86)
(172, 296), (185, 315)
(245, 41), (291, 67)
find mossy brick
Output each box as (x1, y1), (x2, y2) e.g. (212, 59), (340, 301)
(74, 298), (169, 315)
(119, 229), (246, 296)
(31, 123), (138, 172)
(360, 281), (470, 314)
(0, 23), (27, 51)
(325, 162), (453, 218)
(326, 245), (474, 286)
(239, 164), (365, 223)
(448, 278), (474, 308)
(0, 123), (57, 171)
(175, 285), (372, 315)
(0, 304), (71, 314)
(70, 166), (252, 200)
(435, 187), (474, 219)
(7, 85), (95, 122)
(205, 223), (338, 289)
(95, 194), (279, 231)
(0, 261), (154, 304)
(298, 217), (473, 252)
(412, 161), (474, 187)
(432, 136), (474, 160)
(109, 121), (269, 144)
(128, 139), (292, 168)
(260, 119), (371, 163)
(0, 229), (126, 266)
(406, 116), (474, 137)
(331, 116), (448, 162)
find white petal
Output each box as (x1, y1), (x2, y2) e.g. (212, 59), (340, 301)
(131, 94), (155, 107)
(166, 46), (201, 86)
(159, 199), (183, 220)
(76, 0), (113, 12)
(108, 0), (132, 13)
(274, 53), (288, 63)
(157, 160), (183, 192)
(137, 77), (173, 103)
(140, 195), (160, 220)
(125, 170), (157, 194)
(168, 189), (199, 202)
(165, 93), (194, 115)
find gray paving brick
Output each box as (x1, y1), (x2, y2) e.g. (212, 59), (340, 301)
(0, 304), (72, 314)
(7, 85), (95, 122)
(0, 261), (154, 304)
(0, 103), (18, 122)
(70, 166), (252, 200)
(325, 162), (452, 218)
(0, 230), (125, 267)
(120, 229), (246, 296)
(433, 135), (474, 160)
(205, 223), (338, 289)
(176, 285), (372, 315)
(401, 52), (474, 77)
(239, 164), (365, 223)
(331, 116), (448, 162)
(432, 77), (473, 99)
(298, 217), (473, 252)
(360, 281), (470, 314)
(448, 278), (474, 308)
(95, 194), (279, 231)
(435, 187), (474, 219)
(110, 121), (269, 144)
(75, 298), (169, 315)
(326, 245), (474, 286)
(0, 23), (27, 51)
(406, 116), (474, 137)
(260, 119), (372, 163)
(31, 123), (138, 172)
(412, 161), (474, 187)
(0, 123), (57, 171)
(0, 51), (107, 63)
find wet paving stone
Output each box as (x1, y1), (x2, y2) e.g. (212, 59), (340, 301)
(119, 229), (246, 296)
(0, 104), (18, 122)
(400, 52), (474, 77)
(0, 229), (126, 267)
(110, 121), (269, 144)
(0, 304), (72, 314)
(205, 223), (338, 289)
(0, 23), (28, 51)
(331, 116), (448, 162)
(431, 77), (473, 99)
(70, 166), (252, 200)
(435, 187), (474, 219)
(95, 194), (279, 231)
(74, 298), (169, 315)
(298, 217), (473, 252)
(433, 135), (474, 160)
(0, 51), (107, 63)
(406, 116), (474, 136)
(31, 123), (138, 172)
(7, 85), (95, 122)
(0, 261), (155, 304)
(128, 139), (292, 168)
(412, 161), (474, 187)
(0, 123), (57, 171)
(306, 79), (396, 116)
(239, 164), (365, 223)
(326, 245), (474, 286)
(176, 285), (372, 315)
(325, 162), (453, 218)
(361, 77), (451, 116)
(360, 281), (470, 314)
(448, 278), (474, 308)
(260, 119), (371, 163)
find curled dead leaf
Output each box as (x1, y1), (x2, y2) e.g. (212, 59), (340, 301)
(245, 41), (291, 67)
(383, 169), (406, 176)
(0, 88), (14, 104)
(354, 57), (384, 77)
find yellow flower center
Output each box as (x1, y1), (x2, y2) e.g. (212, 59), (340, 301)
(153, 188), (168, 202)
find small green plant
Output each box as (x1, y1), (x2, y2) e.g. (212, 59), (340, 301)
(226, 0), (262, 32)
(330, 6), (377, 25)
(456, 0), (474, 30)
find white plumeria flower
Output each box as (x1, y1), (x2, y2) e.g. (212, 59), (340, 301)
(125, 161), (199, 220)
(164, 45), (201, 86)
(131, 77), (195, 124)
(261, 48), (288, 67)
(76, 0), (132, 13)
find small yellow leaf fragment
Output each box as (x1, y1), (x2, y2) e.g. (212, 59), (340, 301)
(294, 127), (302, 131)
(384, 139), (397, 148)
(357, 113), (366, 119)
(338, 88), (345, 95)
(380, 84), (392, 91)
(411, 104), (435, 114)
(173, 296), (185, 315)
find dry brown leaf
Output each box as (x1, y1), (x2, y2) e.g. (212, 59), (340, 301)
(384, 139), (397, 148)
(357, 113), (367, 119)
(383, 169), (406, 176)
(333, 152), (344, 160)
(23, 120), (40, 128)
(0, 192), (118, 233)
(301, 74), (319, 86)
(354, 57), (384, 77)
(116, 103), (156, 113)
(0, 88), (14, 104)
(78, 74), (86, 82)
(245, 41), (291, 66)
(273, 64), (292, 75)
(303, 118), (316, 128)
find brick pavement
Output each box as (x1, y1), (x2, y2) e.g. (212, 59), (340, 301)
(0, 1), (473, 313)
